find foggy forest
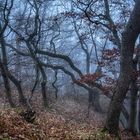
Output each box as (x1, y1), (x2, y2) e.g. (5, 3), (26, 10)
(0, 0), (140, 139)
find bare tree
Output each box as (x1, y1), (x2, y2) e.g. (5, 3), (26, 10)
(104, 0), (140, 135)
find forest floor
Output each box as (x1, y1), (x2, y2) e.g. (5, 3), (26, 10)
(0, 92), (140, 140)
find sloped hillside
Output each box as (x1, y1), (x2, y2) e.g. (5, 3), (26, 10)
(0, 109), (46, 140)
(0, 100), (139, 140)
(0, 108), (103, 140)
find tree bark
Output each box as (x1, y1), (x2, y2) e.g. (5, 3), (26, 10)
(128, 60), (138, 134)
(0, 59), (15, 107)
(105, 0), (140, 135)
(36, 62), (48, 107)
(0, 28), (27, 107)
(26, 41), (49, 108)
(52, 70), (58, 100)
(7, 72), (28, 106)
(137, 84), (140, 133)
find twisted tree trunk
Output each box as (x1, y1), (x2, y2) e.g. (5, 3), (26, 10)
(105, 0), (140, 135)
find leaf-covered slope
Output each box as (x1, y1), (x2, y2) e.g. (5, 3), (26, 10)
(0, 102), (139, 140)
(0, 109), (46, 140)
(0, 108), (101, 140)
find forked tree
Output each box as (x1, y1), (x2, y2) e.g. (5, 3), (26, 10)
(104, 0), (140, 135)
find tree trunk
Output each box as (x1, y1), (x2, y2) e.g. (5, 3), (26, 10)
(105, 1), (140, 135)
(128, 60), (138, 134)
(128, 83), (138, 134)
(105, 79), (130, 134)
(7, 72), (28, 106)
(39, 64), (48, 107)
(0, 59), (15, 107)
(137, 92), (140, 133)
(41, 80), (48, 107)
(0, 25), (15, 107)
(52, 70), (58, 100)
(26, 41), (48, 108)
(0, 27), (27, 107)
